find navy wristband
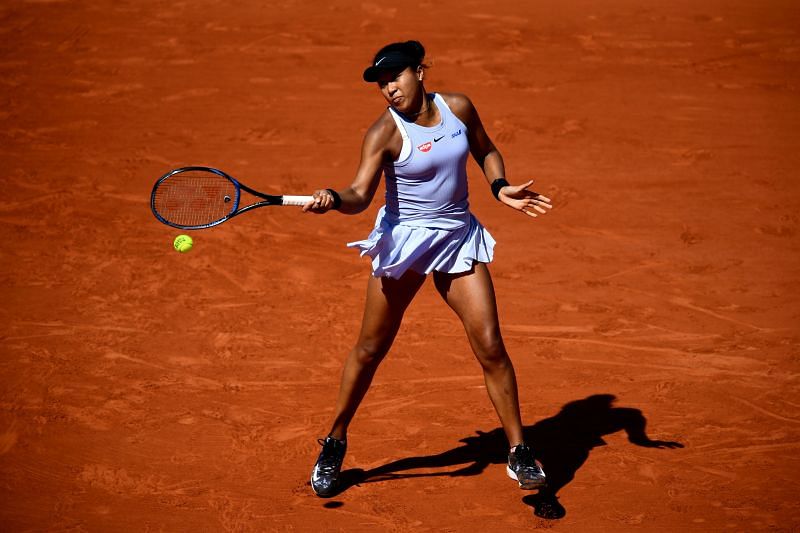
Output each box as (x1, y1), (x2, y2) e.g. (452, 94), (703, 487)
(491, 178), (510, 200)
(326, 188), (342, 210)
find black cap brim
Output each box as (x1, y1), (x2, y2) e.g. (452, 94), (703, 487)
(362, 51), (415, 82)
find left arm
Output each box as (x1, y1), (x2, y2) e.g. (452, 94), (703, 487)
(443, 93), (552, 218)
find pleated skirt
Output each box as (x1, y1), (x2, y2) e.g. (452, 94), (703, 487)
(347, 207), (496, 279)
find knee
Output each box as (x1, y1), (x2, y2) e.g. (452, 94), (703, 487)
(469, 327), (508, 369)
(352, 339), (390, 367)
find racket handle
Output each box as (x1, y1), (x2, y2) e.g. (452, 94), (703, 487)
(281, 195), (314, 206)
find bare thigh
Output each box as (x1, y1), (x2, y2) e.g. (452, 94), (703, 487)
(355, 269), (427, 358)
(432, 263), (505, 359)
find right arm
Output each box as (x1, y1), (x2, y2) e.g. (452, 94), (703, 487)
(304, 113), (399, 215)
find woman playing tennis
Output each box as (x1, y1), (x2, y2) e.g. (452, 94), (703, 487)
(303, 40), (552, 497)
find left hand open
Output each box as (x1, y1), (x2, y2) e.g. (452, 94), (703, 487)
(499, 180), (553, 218)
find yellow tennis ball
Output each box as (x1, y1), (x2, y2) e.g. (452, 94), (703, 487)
(173, 234), (193, 253)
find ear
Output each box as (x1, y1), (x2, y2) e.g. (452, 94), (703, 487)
(417, 66), (424, 81)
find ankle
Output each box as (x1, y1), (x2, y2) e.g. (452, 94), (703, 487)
(328, 433), (347, 443)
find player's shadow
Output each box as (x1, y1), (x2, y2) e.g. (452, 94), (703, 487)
(333, 394), (683, 519)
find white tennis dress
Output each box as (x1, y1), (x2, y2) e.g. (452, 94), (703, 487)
(348, 93), (495, 278)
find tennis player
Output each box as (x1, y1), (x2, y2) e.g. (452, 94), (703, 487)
(303, 40), (552, 497)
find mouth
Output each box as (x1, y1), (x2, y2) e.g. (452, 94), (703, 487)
(391, 96), (403, 106)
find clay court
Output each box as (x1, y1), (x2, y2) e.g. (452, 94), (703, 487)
(1, 0), (799, 530)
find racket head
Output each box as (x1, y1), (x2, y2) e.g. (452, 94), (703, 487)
(150, 167), (241, 229)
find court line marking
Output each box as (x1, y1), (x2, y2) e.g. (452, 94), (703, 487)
(729, 396), (800, 425)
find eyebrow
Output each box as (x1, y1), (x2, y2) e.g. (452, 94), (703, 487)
(377, 71), (403, 84)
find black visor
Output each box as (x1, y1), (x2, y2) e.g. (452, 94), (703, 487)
(363, 50), (416, 82)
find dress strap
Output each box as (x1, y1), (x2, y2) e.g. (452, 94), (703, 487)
(387, 107), (411, 162)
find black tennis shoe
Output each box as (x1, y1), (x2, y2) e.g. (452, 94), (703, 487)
(507, 444), (547, 490)
(310, 436), (347, 497)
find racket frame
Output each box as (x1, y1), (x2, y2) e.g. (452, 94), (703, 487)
(150, 166), (309, 230)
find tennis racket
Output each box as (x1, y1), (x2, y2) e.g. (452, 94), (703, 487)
(150, 166), (313, 230)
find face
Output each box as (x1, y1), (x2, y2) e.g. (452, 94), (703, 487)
(376, 66), (424, 113)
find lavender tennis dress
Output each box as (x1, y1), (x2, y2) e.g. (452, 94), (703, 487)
(347, 93), (496, 278)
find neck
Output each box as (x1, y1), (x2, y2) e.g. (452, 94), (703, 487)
(406, 92), (431, 119)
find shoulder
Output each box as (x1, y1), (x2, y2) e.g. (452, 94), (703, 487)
(438, 92), (478, 124)
(363, 108), (400, 148)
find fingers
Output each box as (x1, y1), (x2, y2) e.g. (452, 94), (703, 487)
(303, 190), (333, 213)
(523, 191), (552, 207)
(502, 181), (553, 207)
(531, 199), (552, 214)
(523, 181), (552, 204)
(525, 197), (552, 215)
(513, 193), (553, 218)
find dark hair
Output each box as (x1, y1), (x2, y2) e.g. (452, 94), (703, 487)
(372, 40), (427, 69)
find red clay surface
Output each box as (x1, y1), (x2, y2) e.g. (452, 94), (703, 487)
(1, 1), (799, 531)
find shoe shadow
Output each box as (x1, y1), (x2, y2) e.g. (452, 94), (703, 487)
(333, 394), (683, 518)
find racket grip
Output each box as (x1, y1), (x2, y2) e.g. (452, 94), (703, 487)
(281, 195), (314, 206)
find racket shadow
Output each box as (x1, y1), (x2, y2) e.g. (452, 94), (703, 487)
(332, 394), (683, 519)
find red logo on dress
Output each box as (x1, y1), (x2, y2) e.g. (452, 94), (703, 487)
(417, 141), (432, 152)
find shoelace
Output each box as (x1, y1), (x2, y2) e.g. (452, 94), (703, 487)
(316, 438), (343, 474)
(520, 463), (543, 474)
(513, 445), (541, 472)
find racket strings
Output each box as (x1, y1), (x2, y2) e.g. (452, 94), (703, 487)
(153, 171), (237, 227)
